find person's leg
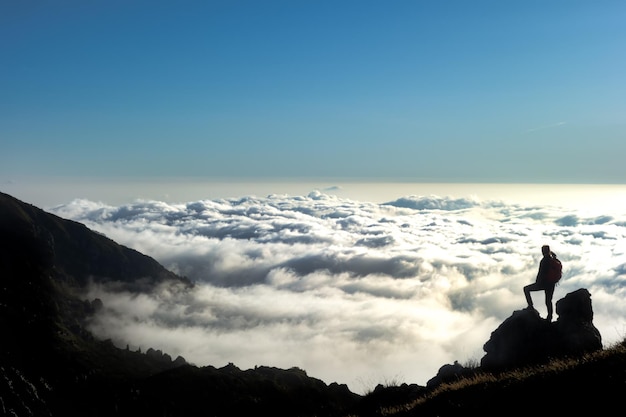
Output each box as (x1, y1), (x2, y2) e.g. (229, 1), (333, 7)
(544, 285), (555, 321)
(524, 283), (540, 307)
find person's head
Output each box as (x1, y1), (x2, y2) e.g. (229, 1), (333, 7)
(541, 245), (551, 256)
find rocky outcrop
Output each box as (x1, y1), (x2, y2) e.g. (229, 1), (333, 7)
(554, 288), (602, 353)
(481, 288), (602, 371)
(426, 361), (468, 388)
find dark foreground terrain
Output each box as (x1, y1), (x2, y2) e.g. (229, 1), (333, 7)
(2, 190), (625, 417)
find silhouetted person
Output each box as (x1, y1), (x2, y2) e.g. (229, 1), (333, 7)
(524, 245), (556, 321)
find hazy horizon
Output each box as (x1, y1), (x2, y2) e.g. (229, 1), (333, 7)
(4, 177), (626, 210)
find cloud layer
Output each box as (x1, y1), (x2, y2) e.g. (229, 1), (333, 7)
(51, 191), (626, 393)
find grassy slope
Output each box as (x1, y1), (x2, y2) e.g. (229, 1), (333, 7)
(353, 340), (626, 417)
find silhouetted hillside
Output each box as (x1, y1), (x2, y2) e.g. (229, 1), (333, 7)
(0, 191), (189, 290)
(0, 191), (359, 416)
(0, 191), (191, 373)
(351, 340), (626, 417)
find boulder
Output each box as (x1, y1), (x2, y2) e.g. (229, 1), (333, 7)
(481, 307), (553, 370)
(426, 360), (468, 388)
(553, 288), (602, 354)
(481, 288), (602, 371)
(556, 287), (594, 322)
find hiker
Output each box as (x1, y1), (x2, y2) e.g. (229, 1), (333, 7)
(524, 245), (560, 322)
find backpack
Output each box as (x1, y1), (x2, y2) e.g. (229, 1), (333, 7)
(545, 255), (562, 284)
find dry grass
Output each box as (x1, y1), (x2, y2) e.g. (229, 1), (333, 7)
(377, 340), (626, 416)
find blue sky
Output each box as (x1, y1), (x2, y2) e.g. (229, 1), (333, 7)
(2, 1), (625, 183)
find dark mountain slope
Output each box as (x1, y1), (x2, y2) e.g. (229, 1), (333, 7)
(0, 191), (359, 416)
(0, 191), (195, 415)
(0, 191), (191, 373)
(0, 191), (189, 289)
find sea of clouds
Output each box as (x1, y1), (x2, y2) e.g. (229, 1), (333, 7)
(50, 191), (626, 393)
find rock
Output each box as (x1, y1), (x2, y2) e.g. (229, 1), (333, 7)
(426, 360), (467, 388)
(481, 308), (553, 370)
(173, 355), (187, 366)
(553, 288), (602, 355)
(481, 288), (602, 371)
(556, 288), (594, 323)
